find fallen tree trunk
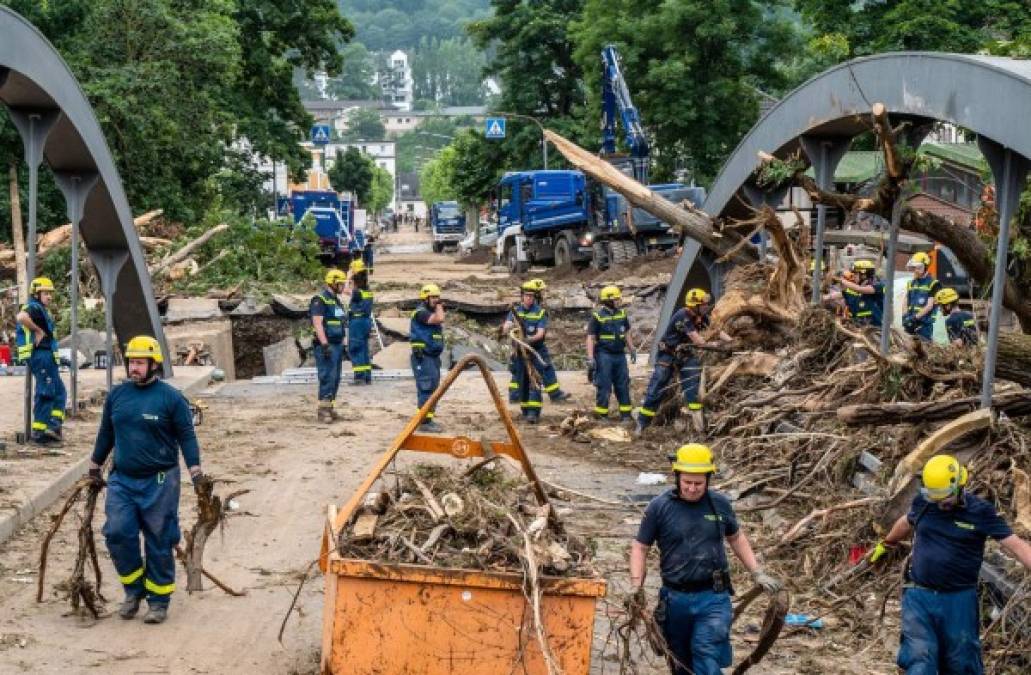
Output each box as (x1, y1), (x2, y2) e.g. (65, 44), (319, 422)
(997, 332), (1031, 387)
(543, 130), (755, 264)
(149, 223), (229, 278)
(838, 390), (1031, 426)
(9, 162), (27, 302)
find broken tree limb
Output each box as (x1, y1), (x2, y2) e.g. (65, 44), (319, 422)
(997, 333), (1031, 386)
(544, 129), (755, 263)
(37, 478), (89, 603)
(886, 409), (993, 497)
(173, 545), (246, 597)
(149, 222), (229, 278)
(730, 586), (790, 675)
(872, 103), (901, 179)
(181, 480), (249, 593)
(837, 390), (1031, 426)
(9, 162), (26, 301)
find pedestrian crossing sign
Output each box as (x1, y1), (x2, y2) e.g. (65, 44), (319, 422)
(485, 117), (506, 139)
(311, 125), (332, 145)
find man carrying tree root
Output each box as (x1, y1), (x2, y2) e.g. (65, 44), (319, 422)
(87, 336), (209, 625)
(505, 279), (570, 406)
(869, 454), (1031, 674)
(636, 288), (730, 435)
(629, 444), (781, 675)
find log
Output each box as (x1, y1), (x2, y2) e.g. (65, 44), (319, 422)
(150, 223), (229, 277)
(837, 390), (1031, 426)
(871, 103), (901, 179)
(997, 332), (1031, 386)
(9, 162), (26, 302)
(886, 409), (992, 497)
(543, 129), (755, 263)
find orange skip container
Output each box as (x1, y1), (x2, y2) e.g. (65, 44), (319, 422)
(318, 355), (607, 674)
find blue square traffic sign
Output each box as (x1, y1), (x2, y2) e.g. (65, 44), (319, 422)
(311, 125), (332, 145)
(485, 117), (506, 139)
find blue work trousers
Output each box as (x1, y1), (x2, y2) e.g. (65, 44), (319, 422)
(536, 344), (565, 399)
(30, 348), (66, 433)
(103, 467), (181, 606)
(315, 342), (344, 402)
(512, 351), (542, 420)
(412, 352), (441, 420)
(508, 356), (520, 403)
(897, 587), (982, 675)
(348, 318), (372, 383)
(638, 354), (701, 425)
(659, 587), (733, 675)
(905, 315), (935, 342)
(594, 351), (631, 418)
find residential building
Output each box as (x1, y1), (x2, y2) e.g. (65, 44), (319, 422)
(396, 171), (426, 219)
(382, 50), (414, 112)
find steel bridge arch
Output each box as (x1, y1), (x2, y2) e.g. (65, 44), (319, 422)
(0, 6), (169, 373)
(656, 52), (1031, 348)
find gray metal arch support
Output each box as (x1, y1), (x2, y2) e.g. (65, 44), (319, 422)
(0, 7), (169, 376)
(657, 52), (1031, 364)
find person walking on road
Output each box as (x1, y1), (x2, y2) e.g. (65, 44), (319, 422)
(868, 454), (1031, 674)
(586, 285), (635, 422)
(16, 276), (67, 444)
(87, 335), (209, 625)
(347, 260), (374, 384)
(310, 269), (348, 423)
(903, 252), (940, 342)
(629, 444), (781, 675)
(411, 283), (445, 432)
(636, 288), (729, 434)
(935, 288), (978, 347)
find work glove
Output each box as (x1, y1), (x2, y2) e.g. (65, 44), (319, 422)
(751, 568), (782, 594)
(629, 351), (637, 365)
(192, 471), (213, 498)
(586, 359), (596, 384)
(319, 343), (332, 359)
(867, 540), (894, 565)
(624, 586), (647, 617)
(86, 467), (105, 491)
(902, 314), (917, 332)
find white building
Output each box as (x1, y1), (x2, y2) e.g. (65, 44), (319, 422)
(326, 140), (398, 210)
(382, 50), (414, 112)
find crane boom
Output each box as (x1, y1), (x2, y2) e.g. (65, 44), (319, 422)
(600, 44), (649, 183)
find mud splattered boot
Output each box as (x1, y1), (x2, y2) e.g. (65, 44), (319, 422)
(317, 401), (334, 424)
(118, 595), (143, 620)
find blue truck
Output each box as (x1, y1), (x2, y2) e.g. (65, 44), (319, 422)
(493, 171), (704, 272)
(429, 201), (466, 253)
(277, 190), (364, 266)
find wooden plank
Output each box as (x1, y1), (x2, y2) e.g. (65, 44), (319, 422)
(351, 513), (379, 543)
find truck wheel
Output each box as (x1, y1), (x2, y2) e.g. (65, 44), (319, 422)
(554, 237), (572, 267)
(622, 240), (640, 260)
(610, 240), (630, 265)
(591, 242), (610, 270)
(431, 242), (441, 253)
(507, 245), (529, 274)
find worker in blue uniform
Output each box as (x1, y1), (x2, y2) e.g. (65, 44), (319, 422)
(16, 276), (67, 444)
(630, 444), (781, 675)
(934, 288), (978, 347)
(869, 454), (1031, 674)
(837, 259), (885, 327)
(347, 259), (374, 384)
(903, 252), (941, 342)
(636, 288), (730, 434)
(411, 283), (445, 432)
(87, 335), (208, 625)
(506, 279), (570, 404)
(310, 269), (348, 423)
(586, 285), (636, 422)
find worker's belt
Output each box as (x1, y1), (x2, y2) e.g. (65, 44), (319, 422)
(903, 581), (971, 594)
(664, 571), (731, 594)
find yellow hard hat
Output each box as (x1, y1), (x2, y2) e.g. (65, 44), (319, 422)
(599, 285), (622, 301)
(521, 278), (546, 293)
(935, 288), (959, 306)
(124, 335), (164, 364)
(921, 454), (968, 501)
(670, 444), (716, 474)
(30, 277), (55, 294)
(908, 251), (931, 268)
(852, 259), (877, 272)
(685, 288), (710, 307)
(325, 268), (347, 285)
(349, 259), (367, 275)
(419, 283), (442, 299)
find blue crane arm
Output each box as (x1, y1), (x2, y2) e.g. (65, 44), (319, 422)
(600, 45), (649, 163)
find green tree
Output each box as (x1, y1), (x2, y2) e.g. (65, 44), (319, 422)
(367, 165), (395, 214)
(341, 108), (387, 140)
(329, 147), (375, 205)
(329, 42), (380, 99)
(570, 0), (802, 182)
(418, 145), (458, 205)
(411, 37), (487, 106)
(450, 130), (505, 208)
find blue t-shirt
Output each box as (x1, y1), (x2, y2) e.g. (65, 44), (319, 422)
(636, 489), (740, 586)
(658, 308), (707, 358)
(507, 303), (548, 341)
(91, 379), (201, 477)
(945, 310), (977, 345)
(907, 493), (1013, 591)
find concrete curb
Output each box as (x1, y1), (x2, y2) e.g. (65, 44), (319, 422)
(0, 367), (213, 547)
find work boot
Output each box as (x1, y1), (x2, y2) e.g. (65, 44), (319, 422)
(44, 427), (63, 443)
(328, 404), (341, 421)
(317, 403), (333, 424)
(419, 420), (443, 433)
(30, 432), (53, 446)
(620, 414), (634, 425)
(523, 413), (540, 425)
(549, 390), (571, 403)
(689, 408), (706, 434)
(118, 595), (143, 620)
(634, 415), (649, 437)
(143, 604), (168, 624)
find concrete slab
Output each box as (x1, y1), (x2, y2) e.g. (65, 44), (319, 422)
(164, 297), (223, 322)
(376, 317), (410, 338)
(262, 336), (301, 376)
(164, 319), (236, 381)
(372, 342), (412, 370)
(271, 294), (310, 319)
(0, 365), (213, 546)
(58, 328), (106, 363)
